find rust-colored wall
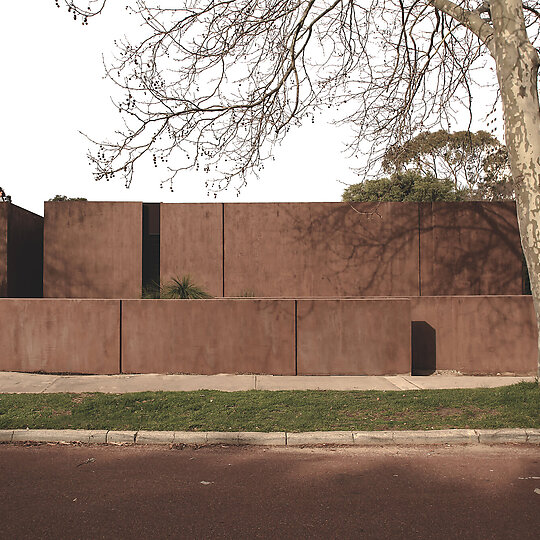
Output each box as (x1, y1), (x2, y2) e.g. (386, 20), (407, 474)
(297, 298), (411, 375)
(411, 296), (537, 375)
(44, 202), (142, 298)
(419, 202), (522, 295)
(7, 204), (43, 297)
(224, 203), (420, 297)
(40, 201), (525, 299)
(122, 299), (295, 374)
(160, 203), (223, 296)
(0, 205), (7, 297)
(0, 299), (120, 374)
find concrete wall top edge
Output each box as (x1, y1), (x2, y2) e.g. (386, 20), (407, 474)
(410, 294), (532, 299)
(0, 298), (120, 303)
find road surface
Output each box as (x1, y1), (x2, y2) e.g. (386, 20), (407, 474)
(1, 443), (539, 539)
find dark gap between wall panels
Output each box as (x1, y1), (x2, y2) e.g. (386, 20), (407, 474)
(142, 203), (160, 293)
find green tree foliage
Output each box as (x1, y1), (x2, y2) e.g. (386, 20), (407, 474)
(342, 171), (465, 203)
(382, 130), (513, 200)
(48, 195), (88, 201)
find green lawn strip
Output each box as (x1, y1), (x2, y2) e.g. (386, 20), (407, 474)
(0, 382), (538, 432)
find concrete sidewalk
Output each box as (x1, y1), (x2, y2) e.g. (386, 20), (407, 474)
(0, 371), (535, 393)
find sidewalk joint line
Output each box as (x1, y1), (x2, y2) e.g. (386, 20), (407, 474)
(39, 377), (60, 394)
(402, 376), (423, 390)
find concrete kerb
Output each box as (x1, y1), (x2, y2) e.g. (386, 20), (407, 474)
(1, 428), (539, 446)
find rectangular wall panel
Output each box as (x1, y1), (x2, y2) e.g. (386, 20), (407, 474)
(297, 298), (411, 375)
(224, 202), (420, 297)
(419, 202), (523, 295)
(160, 203), (223, 297)
(44, 202), (142, 298)
(122, 299), (295, 374)
(411, 296), (537, 375)
(0, 299), (120, 374)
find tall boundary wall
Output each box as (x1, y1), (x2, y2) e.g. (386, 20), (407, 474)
(43, 201), (525, 299)
(0, 296), (536, 376)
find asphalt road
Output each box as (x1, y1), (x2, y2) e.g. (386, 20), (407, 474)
(1, 443), (539, 539)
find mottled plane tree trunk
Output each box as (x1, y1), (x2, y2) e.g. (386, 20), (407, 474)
(431, 0), (540, 377)
(493, 1), (540, 379)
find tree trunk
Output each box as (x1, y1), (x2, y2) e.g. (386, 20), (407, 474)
(490, 0), (540, 378)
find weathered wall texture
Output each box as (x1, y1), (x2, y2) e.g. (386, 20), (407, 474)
(44, 202), (142, 298)
(0, 204), (43, 298)
(297, 298), (411, 375)
(0, 205), (7, 297)
(122, 299), (296, 374)
(419, 202), (523, 295)
(0, 296), (535, 376)
(160, 203), (223, 296)
(411, 296), (537, 375)
(40, 201), (525, 299)
(0, 299), (120, 374)
(224, 203), (420, 297)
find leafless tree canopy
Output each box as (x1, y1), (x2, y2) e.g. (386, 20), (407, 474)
(62, 1), (540, 194)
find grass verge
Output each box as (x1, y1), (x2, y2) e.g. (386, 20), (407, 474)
(0, 382), (538, 432)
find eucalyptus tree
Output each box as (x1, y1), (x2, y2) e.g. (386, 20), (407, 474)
(382, 130), (512, 199)
(62, 0), (540, 376)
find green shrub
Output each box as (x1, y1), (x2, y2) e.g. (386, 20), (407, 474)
(143, 275), (213, 299)
(48, 195), (88, 201)
(342, 170), (466, 202)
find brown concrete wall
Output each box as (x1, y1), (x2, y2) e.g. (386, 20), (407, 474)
(160, 203), (223, 297)
(0, 299), (120, 374)
(419, 202), (523, 296)
(224, 203), (419, 297)
(7, 204), (43, 297)
(0, 205), (7, 297)
(44, 202), (142, 298)
(411, 296), (537, 375)
(297, 298), (411, 375)
(122, 299), (295, 374)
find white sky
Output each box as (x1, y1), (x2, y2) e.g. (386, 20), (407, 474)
(1, 1), (499, 216)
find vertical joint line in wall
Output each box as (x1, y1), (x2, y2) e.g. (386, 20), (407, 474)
(222, 203), (225, 297)
(294, 300), (298, 376)
(119, 300), (123, 374)
(418, 204), (422, 296)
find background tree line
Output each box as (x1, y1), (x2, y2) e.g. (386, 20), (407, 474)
(342, 130), (512, 203)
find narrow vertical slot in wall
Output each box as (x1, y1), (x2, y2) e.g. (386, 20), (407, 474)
(142, 203), (160, 295)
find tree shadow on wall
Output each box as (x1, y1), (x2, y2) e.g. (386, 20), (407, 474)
(273, 201), (525, 298)
(420, 201), (525, 296)
(283, 201), (421, 296)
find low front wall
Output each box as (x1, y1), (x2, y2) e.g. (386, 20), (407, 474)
(0, 299), (120, 374)
(297, 299), (411, 375)
(411, 296), (537, 375)
(0, 297), (536, 376)
(121, 299), (296, 375)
